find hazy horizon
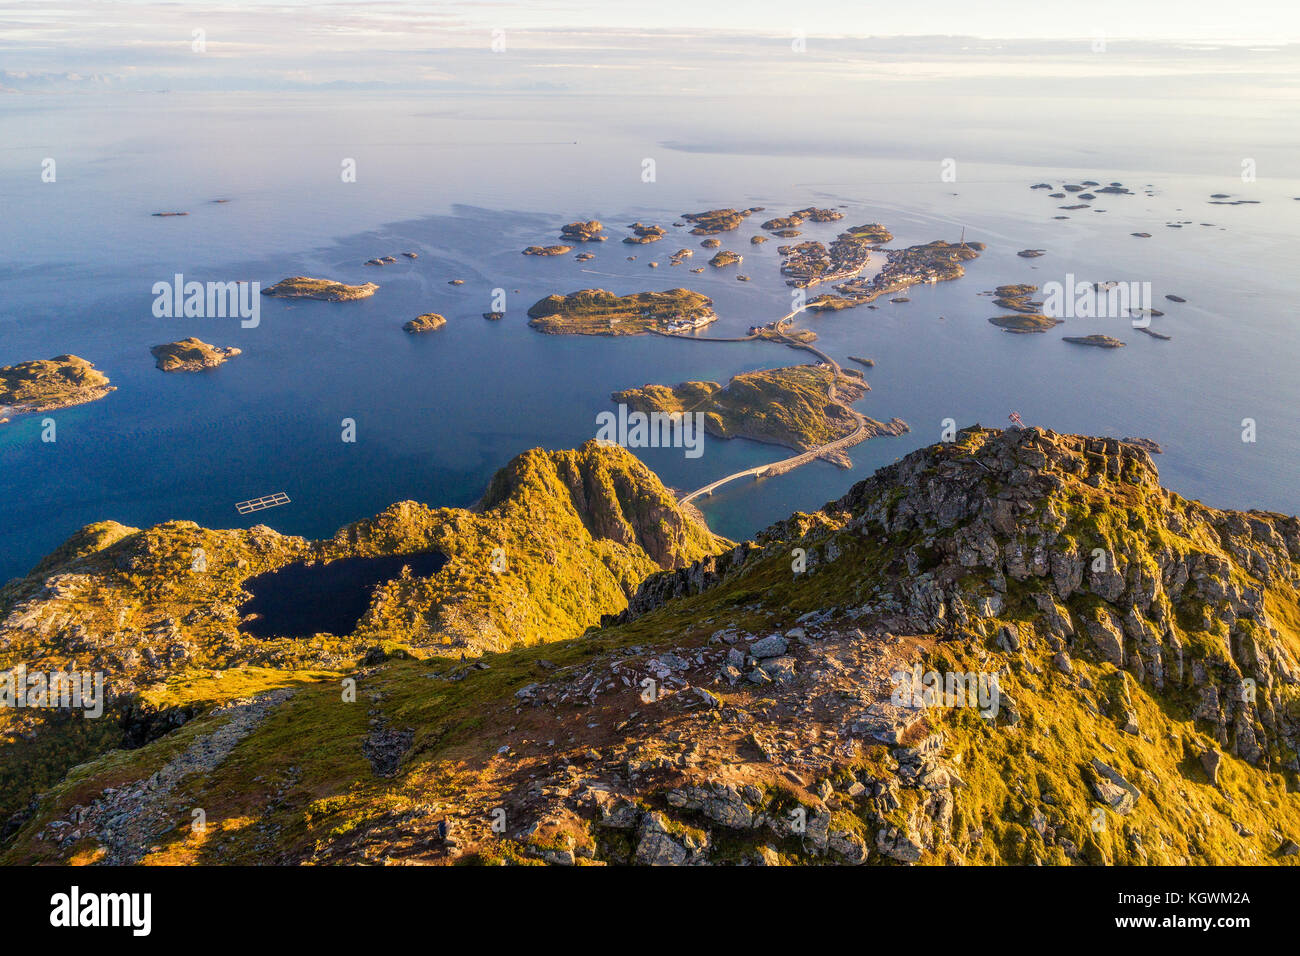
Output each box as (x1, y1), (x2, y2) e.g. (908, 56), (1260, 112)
(4, 0), (1300, 94)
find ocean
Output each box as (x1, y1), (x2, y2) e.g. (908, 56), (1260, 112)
(2, 75), (1298, 582)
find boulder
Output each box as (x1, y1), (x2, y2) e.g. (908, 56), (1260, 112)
(749, 634), (788, 659)
(828, 829), (869, 863)
(1088, 758), (1141, 814)
(635, 813), (688, 865)
(875, 826), (924, 862)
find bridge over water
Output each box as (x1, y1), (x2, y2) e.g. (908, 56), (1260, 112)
(657, 306), (875, 505)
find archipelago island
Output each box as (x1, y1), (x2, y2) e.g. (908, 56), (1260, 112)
(0, 355), (114, 422)
(150, 338), (241, 372)
(261, 277), (379, 300)
(526, 288), (716, 336)
(613, 365), (904, 467)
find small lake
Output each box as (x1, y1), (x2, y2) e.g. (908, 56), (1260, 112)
(238, 551), (447, 638)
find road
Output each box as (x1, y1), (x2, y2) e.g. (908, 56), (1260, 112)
(657, 305), (877, 505)
(678, 417), (870, 504)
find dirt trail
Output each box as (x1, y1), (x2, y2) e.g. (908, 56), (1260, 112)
(37, 688), (295, 864)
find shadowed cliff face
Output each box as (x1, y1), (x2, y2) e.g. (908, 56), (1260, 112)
(5, 429), (1300, 866)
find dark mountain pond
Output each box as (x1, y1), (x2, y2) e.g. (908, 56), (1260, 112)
(238, 551), (446, 638)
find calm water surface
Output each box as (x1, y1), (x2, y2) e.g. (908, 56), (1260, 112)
(2, 90), (1298, 580)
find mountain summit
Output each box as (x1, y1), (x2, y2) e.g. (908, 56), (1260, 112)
(3, 427), (1299, 865)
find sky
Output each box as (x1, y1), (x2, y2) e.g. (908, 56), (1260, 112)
(2, 0), (1298, 91)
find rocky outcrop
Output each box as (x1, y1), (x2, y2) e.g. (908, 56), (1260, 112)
(1088, 758), (1141, 814)
(625, 426), (1300, 780)
(0, 442), (725, 697)
(623, 223), (666, 244)
(621, 543), (760, 619)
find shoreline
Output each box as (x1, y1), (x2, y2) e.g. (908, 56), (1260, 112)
(0, 183), (1243, 585)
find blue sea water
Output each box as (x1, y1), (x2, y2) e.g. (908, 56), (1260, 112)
(1, 88), (1298, 582)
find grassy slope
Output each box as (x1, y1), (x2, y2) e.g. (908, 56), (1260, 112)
(0, 442), (724, 829)
(0, 355), (110, 407)
(614, 366), (863, 451)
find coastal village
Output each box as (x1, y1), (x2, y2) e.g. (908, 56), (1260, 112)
(778, 222), (892, 288)
(812, 238), (985, 311)
(663, 313), (716, 333)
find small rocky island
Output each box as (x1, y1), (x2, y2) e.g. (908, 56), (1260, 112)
(805, 294), (857, 312)
(403, 313), (447, 334)
(1064, 335), (1126, 348)
(708, 250), (742, 268)
(985, 284), (1061, 333)
(522, 245), (573, 256)
(150, 337), (241, 372)
(560, 220), (606, 242)
(262, 277), (379, 301)
(527, 288), (715, 336)
(990, 314), (1062, 333)
(623, 223), (666, 244)
(991, 284), (1041, 311)
(681, 208), (759, 235)
(1033, 180), (1133, 206)
(761, 207), (844, 231)
(0, 355), (114, 420)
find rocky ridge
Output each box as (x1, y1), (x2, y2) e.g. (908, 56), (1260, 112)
(4, 427), (1300, 866)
